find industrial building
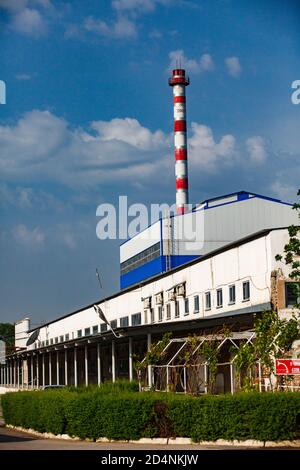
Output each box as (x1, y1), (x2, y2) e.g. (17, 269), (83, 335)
(0, 68), (299, 392)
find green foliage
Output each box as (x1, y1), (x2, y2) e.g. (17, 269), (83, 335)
(0, 323), (14, 354)
(134, 332), (172, 371)
(2, 388), (300, 442)
(276, 189), (300, 300)
(66, 379), (139, 394)
(199, 341), (219, 392)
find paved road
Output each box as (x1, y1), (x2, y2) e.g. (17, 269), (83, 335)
(0, 426), (233, 450)
(0, 426), (267, 451)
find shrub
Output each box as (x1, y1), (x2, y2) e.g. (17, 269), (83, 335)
(2, 389), (300, 442)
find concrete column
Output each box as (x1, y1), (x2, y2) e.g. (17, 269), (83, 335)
(230, 363), (234, 394)
(36, 354), (39, 388)
(56, 351), (59, 385)
(74, 348), (78, 387)
(97, 343), (101, 386)
(10, 361), (12, 386)
(42, 354), (45, 387)
(85, 345), (88, 386)
(64, 349), (68, 386)
(111, 341), (116, 383)
(13, 359), (15, 387)
(0, 365), (3, 385)
(147, 333), (152, 388)
(49, 352), (52, 386)
(31, 356), (34, 388)
(16, 358), (20, 388)
(129, 337), (133, 381)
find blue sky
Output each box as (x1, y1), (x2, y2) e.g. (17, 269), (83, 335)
(0, 0), (299, 324)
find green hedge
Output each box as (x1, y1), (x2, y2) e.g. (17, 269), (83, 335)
(2, 387), (300, 442)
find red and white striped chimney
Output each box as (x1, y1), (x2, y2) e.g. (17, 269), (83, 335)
(169, 68), (190, 215)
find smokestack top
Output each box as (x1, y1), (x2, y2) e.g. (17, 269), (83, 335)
(169, 68), (190, 87)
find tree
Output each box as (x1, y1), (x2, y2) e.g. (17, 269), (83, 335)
(275, 189), (300, 307)
(0, 323), (14, 354)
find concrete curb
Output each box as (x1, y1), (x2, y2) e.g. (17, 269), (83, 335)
(6, 425), (300, 447)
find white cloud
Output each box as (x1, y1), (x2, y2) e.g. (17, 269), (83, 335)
(189, 123), (236, 172)
(0, 0), (54, 37)
(199, 53), (214, 72)
(10, 7), (47, 36)
(0, 110), (170, 187)
(225, 56), (242, 78)
(15, 73), (31, 80)
(84, 15), (137, 39)
(91, 118), (168, 150)
(112, 0), (157, 14)
(246, 136), (267, 164)
(168, 50), (215, 74)
(13, 224), (45, 246)
(270, 181), (298, 203)
(0, 110), (273, 193)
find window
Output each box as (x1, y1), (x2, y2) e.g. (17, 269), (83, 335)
(65, 333), (69, 341)
(175, 300), (180, 318)
(59, 335), (64, 343)
(205, 292), (211, 310)
(132, 313), (141, 326)
(100, 323), (107, 333)
(194, 295), (199, 313)
(184, 298), (189, 315)
(50, 339), (53, 345)
(120, 242), (161, 275)
(84, 327), (91, 336)
(144, 310), (148, 324)
(150, 308), (155, 323)
(243, 281), (250, 301)
(216, 289), (223, 308)
(55, 337), (58, 344)
(77, 330), (82, 338)
(166, 303), (171, 320)
(285, 282), (300, 308)
(158, 306), (163, 322)
(46, 340), (49, 346)
(110, 319), (117, 330)
(229, 285), (236, 304)
(92, 325), (98, 335)
(120, 316), (129, 327)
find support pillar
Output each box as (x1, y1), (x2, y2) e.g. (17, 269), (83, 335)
(36, 354), (39, 388)
(31, 356), (34, 388)
(49, 352), (52, 386)
(111, 341), (116, 383)
(230, 363), (234, 395)
(147, 333), (152, 388)
(65, 349), (68, 386)
(42, 354), (45, 388)
(97, 343), (101, 386)
(129, 337), (133, 381)
(74, 348), (78, 387)
(56, 351), (59, 385)
(84, 345), (88, 386)
(17, 359), (19, 388)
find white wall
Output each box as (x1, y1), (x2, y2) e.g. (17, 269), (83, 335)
(27, 229), (294, 350)
(15, 318), (30, 349)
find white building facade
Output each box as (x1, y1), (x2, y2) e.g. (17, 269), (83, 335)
(1, 226), (299, 391)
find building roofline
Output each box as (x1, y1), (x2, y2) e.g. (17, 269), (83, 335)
(199, 190), (292, 206)
(28, 226), (291, 332)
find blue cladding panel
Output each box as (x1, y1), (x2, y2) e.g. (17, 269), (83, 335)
(120, 255), (199, 289)
(237, 192), (249, 201)
(169, 255), (199, 269)
(120, 256), (164, 289)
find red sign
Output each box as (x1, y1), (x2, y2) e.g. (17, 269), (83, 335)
(275, 359), (300, 375)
